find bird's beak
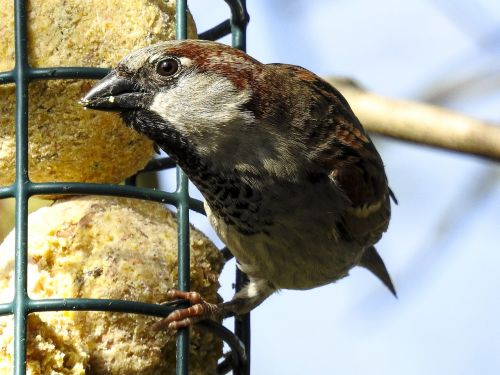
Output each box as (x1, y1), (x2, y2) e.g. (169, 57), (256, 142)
(80, 71), (147, 112)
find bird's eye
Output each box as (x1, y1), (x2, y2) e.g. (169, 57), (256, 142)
(156, 58), (179, 77)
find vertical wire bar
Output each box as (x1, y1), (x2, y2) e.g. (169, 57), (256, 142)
(229, 2), (251, 374)
(13, 1), (30, 374)
(175, 1), (190, 374)
(230, 2), (247, 51)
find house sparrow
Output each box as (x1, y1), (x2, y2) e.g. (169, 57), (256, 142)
(81, 40), (396, 330)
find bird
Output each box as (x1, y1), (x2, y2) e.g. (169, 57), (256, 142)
(81, 39), (397, 330)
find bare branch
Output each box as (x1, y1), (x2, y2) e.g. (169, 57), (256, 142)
(328, 77), (500, 162)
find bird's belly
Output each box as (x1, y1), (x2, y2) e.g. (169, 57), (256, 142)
(204, 183), (361, 290)
(216, 219), (361, 290)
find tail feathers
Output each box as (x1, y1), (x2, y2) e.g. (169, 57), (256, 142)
(358, 246), (397, 298)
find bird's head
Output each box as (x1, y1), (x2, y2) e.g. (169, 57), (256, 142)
(80, 40), (275, 170)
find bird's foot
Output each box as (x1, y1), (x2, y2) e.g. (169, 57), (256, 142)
(153, 290), (221, 331)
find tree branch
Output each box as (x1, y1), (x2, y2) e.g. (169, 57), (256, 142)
(327, 77), (500, 162)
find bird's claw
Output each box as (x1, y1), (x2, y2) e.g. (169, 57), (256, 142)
(154, 290), (220, 331)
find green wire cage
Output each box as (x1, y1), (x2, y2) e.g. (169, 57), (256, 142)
(0, 0), (250, 374)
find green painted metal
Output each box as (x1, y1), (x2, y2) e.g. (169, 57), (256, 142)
(3, 0), (250, 373)
(13, 1), (29, 373)
(225, 2), (252, 375)
(175, 2), (191, 374)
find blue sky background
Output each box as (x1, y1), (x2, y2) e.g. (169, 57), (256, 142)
(168, 1), (500, 374)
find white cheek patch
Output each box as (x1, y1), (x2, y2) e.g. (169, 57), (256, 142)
(148, 70), (302, 177)
(149, 71), (254, 131)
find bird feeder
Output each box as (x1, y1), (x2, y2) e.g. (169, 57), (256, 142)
(0, 0), (250, 374)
